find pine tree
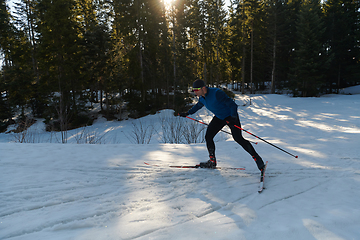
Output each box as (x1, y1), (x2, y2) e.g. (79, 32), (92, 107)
(290, 0), (328, 97)
(111, 0), (171, 116)
(79, 0), (113, 116)
(277, 0), (301, 93)
(36, 0), (85, 141)
(1, 0), (37, 119)
(265, 0), (288, 93)
(228, 0), (244, 91)
(248, 0), (268, 93)
(228, 0), (257, 93)
(0, 0), (13, 128)
(323, 0), (360, 92)
(0, 0), (14, 68)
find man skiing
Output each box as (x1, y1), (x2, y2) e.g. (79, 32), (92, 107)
(180, 79), (265, 172)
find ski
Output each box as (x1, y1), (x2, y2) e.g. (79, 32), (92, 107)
(170, 165), (246, 170)
(170, 164), (200, 169)
(258, 161), (268, 193)
(144, 162), (245, 170)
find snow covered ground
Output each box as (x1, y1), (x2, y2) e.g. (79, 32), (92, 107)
(1, 90), (360, 240)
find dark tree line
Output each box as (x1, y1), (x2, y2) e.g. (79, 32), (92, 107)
(1, 0), (359, 133)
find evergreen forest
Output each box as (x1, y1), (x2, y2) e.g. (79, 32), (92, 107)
(1, 0), (359, 134)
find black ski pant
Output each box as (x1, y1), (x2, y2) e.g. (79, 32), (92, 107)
(205, 116), (265, 170)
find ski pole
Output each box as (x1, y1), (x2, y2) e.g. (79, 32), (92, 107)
(184, 115), (257, 145)
(229, 122), (298, 158)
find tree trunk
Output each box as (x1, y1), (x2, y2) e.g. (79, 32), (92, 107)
(250, 21), (253, 94)
(271, 17), (277, 94)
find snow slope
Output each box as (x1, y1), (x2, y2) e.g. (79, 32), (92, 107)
(1, 93), (360, 240)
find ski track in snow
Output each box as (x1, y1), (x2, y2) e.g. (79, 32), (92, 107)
(1, 92), (360, 240)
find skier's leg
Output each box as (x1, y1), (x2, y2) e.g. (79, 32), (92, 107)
(200, 116), (226, 168)
(205, 116), (226, 158)
(229, 117), (265, 171)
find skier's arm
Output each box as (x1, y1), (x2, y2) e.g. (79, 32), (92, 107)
(187, 101), (204, 115)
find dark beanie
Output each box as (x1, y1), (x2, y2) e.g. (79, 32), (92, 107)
(192, 79), (205, 88)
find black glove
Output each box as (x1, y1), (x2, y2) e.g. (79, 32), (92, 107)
(179, 112), (188, 117)
(225, 116), (237, 126)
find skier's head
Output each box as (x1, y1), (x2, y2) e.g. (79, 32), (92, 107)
(192, 79), (205, 92)
(192, 79), (207, 97)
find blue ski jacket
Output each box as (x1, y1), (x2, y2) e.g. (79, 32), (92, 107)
(187, 87), (238, 120)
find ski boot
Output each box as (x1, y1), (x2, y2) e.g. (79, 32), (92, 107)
(200, 156), (217, 169)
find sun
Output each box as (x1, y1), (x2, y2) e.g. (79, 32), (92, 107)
(162, 0), (175, 9)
